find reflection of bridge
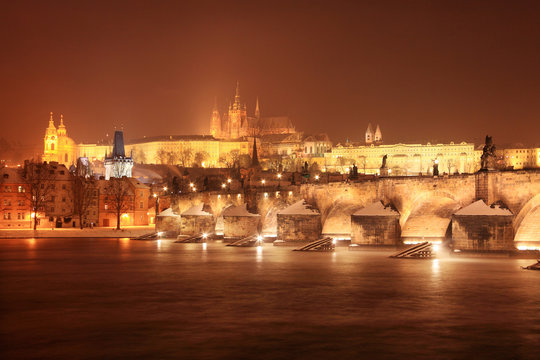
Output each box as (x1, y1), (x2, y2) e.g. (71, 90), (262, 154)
(175, 170), (540, 245)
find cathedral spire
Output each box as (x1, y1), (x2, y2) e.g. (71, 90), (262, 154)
(233, 81), (241, 109)
(255, 97), (260, 119)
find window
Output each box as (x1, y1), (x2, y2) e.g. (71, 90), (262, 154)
(50, 207), (55, 212)
(62, 197), (66, 202)
(17, 213), (21, 220)
(139, 201), (143, 209)
(62, 184), (66, 190)
(18, 200), (23, 206)
(51, 196), (55, 202)
(104, 204), (108, 210)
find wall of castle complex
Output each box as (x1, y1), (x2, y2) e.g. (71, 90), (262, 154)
(501, 148), (540, 169)
(325, 142), (478, 175)
(70, 140), (250, 167)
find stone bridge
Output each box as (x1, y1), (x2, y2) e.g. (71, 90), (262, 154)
(174, 170), (540, 245)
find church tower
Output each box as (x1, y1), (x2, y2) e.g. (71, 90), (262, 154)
(228, 81), (247, 139)
(365, 123), (374, 144)
(209, 98), (221, 138)
(374, 124), (382, 143)
(43, 112), (58, 162)
(57, 114), (67, 137)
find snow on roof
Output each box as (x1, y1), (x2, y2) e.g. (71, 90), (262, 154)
(454, 200), (513, 216)
(278, 200), (320, 215)
(181, 204), (213, 216)
(223, 204), (260, 217)
(157, 208), (179, 217)
(353, 201), (399, 216)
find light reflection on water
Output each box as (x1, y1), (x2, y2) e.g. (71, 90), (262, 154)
(0, 238), (539, 359)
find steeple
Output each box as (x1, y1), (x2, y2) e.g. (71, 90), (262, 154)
(58, 114), (66, 136)
(365, 123), (374, 144)
(255, 97), (260, 119)
(233, 81), (241, 110)
(251, 137), (259, 167)
(374, 124), (382, 143)
(48, 112), (55, 129)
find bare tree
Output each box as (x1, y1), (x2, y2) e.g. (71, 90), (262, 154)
(104, 178), (131, 230)
(23, 162), (57, 230)
(72, 176), (96, 229)
(194, 151), (209, 167)
(266, 155), (283, 172)
(219, 149), (240, 169)
(178, 148), (193, 167)
(156, 148), (168, 165)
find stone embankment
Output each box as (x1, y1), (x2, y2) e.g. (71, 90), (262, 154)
(0, 226), (154, 239)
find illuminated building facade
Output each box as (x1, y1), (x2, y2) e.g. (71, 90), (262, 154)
(325, 141), (477, 175)
(501, 148), (540, 169)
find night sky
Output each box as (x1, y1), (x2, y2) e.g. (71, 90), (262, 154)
(1, 0), (539, 147)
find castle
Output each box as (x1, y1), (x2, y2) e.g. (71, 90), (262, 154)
(210, 82), (295, 139)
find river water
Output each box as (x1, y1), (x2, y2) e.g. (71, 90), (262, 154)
(0, 238), (539, 359)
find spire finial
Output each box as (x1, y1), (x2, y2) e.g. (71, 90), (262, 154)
(255, 97), (260, 118)
(48, 112), (55, 127)
(60, 114), (64, 126)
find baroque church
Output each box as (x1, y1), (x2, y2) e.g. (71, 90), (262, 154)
(43, 112), (77, 165)
(210, 82), (295, 140)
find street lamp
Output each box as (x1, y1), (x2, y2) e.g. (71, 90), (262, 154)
(277, 173), (282, 188)
(153, 193), (159, 222)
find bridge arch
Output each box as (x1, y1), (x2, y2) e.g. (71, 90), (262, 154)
(513, 193), (540, 249)
(400, 190), (462, 243)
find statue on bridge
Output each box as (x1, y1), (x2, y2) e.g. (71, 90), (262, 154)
(380, 155), (389, 176)
(480, 135), (496, 170)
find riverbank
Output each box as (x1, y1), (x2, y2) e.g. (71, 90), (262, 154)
(0, 225), (155, 239)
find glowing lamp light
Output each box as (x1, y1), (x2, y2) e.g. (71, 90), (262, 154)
(157, 231), (164, 237)
(227, 178), (232, 183)
(277, 173), (282, 179)
(221, 183), (226, 188)
(192, 187), (197, 192)
(257, 235), (263, 242)
(288, 191), (293, 196)
(163, 186), (168, 191)
(153, 193), (157, 198)
(315, 175), (319, 180)
(237, 194), (241, 198)
(121, 213), (129, 218)
(190, 183), (194, 188)
(261, 179), (266, 185)
(202, 233), (208, 239)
